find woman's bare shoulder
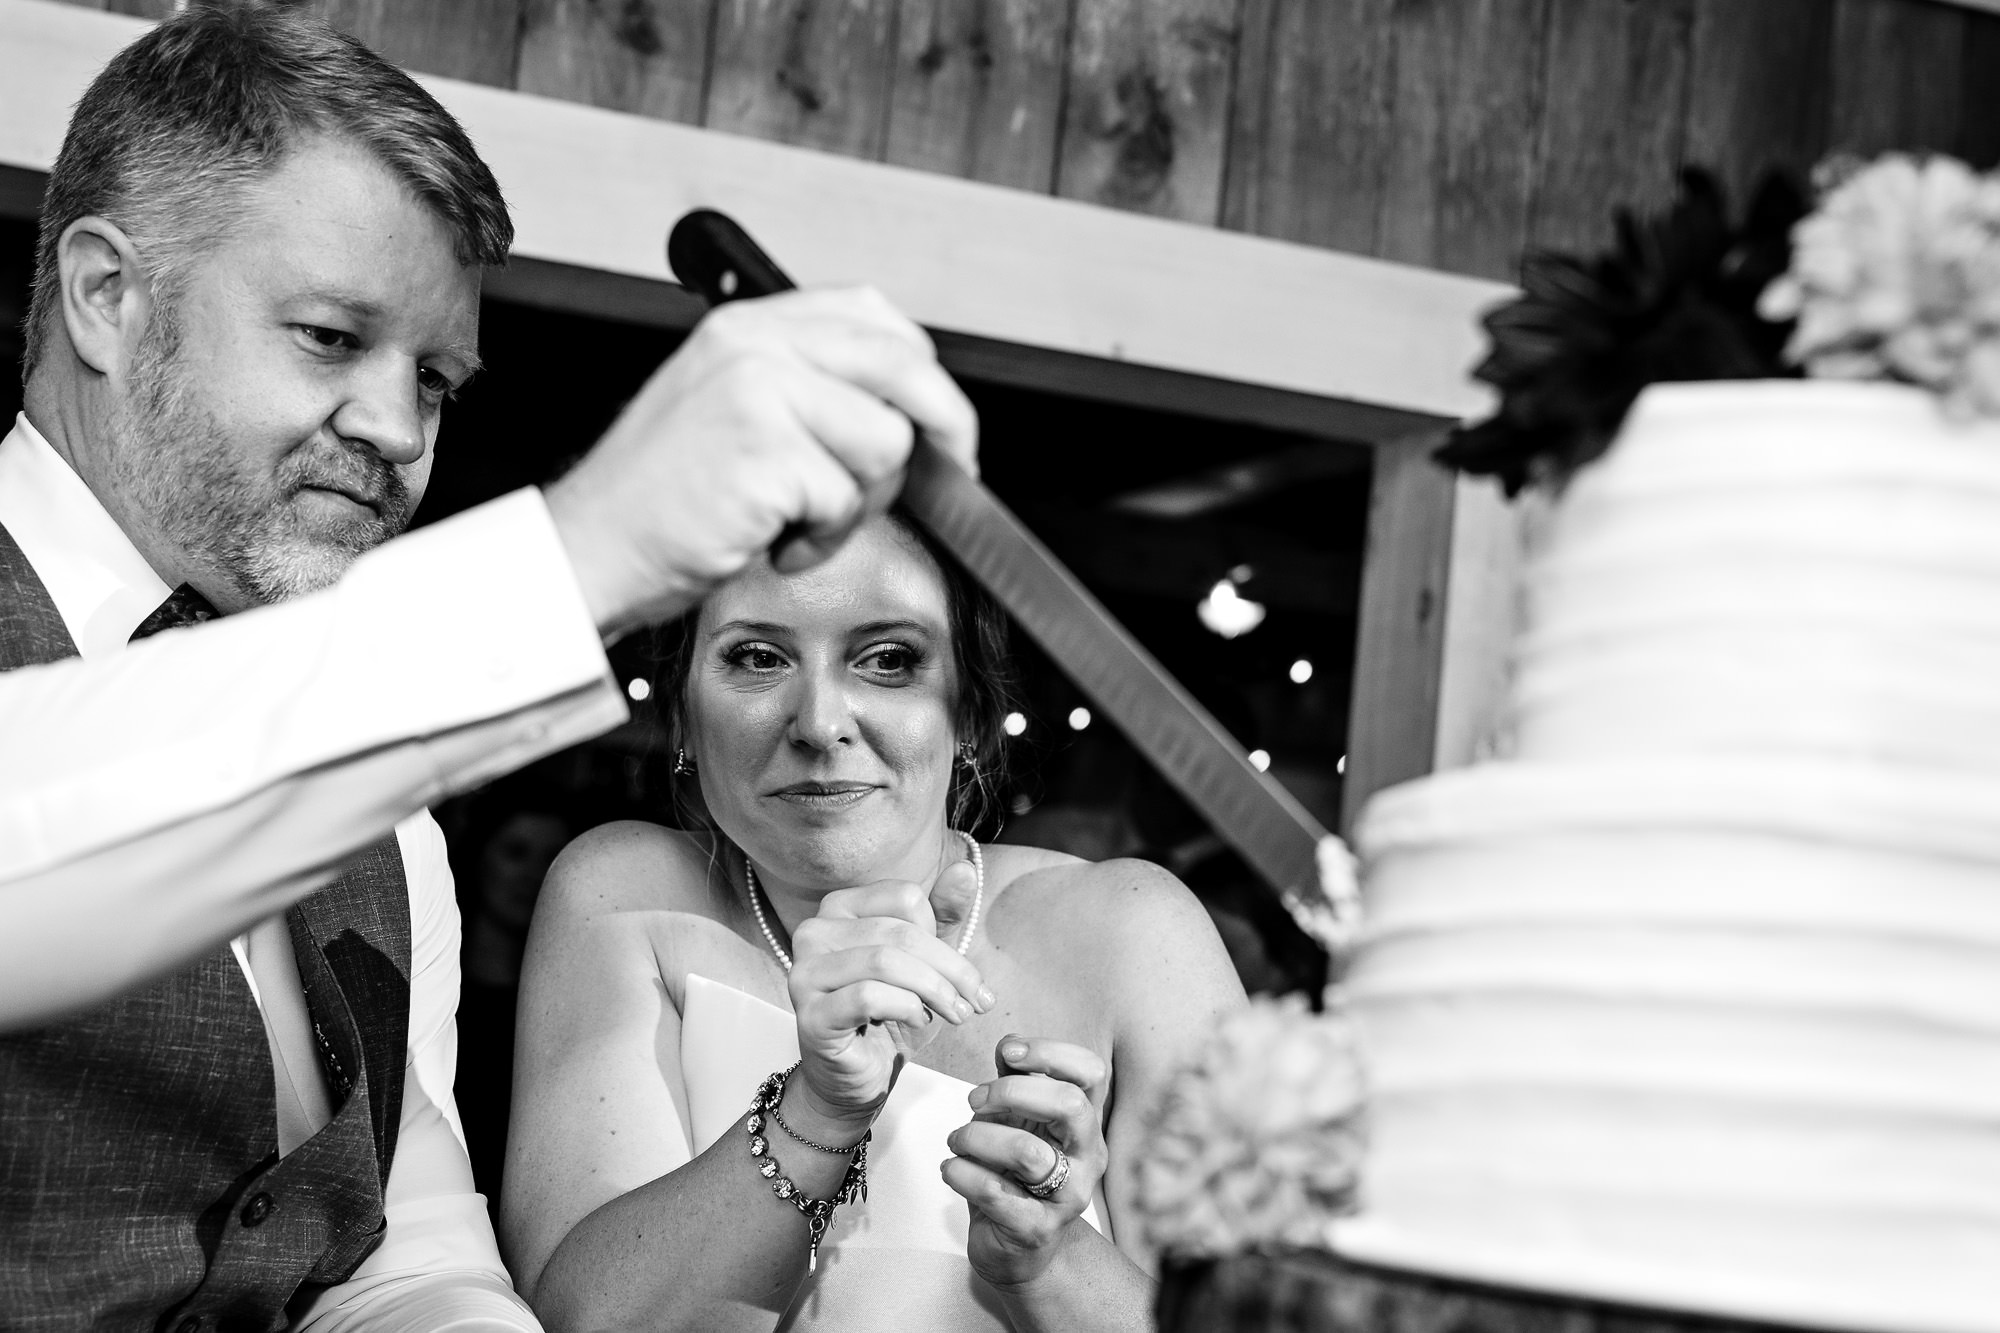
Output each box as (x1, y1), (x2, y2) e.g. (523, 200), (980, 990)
(537, 820), (728, 921)
(988, 849), (1230, 984)
(997, 848), (1205, 926)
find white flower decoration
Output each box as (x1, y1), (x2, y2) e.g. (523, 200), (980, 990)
(1761, 154), (2000, 418)
(1133, 995), (1366, 1259)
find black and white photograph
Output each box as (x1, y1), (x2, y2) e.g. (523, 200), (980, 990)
(0, 1), (1996, 1329)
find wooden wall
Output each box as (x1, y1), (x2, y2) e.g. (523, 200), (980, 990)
(66, 0), (2000, 285)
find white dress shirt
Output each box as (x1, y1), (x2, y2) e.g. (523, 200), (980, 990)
(0, 414), (626, 1328)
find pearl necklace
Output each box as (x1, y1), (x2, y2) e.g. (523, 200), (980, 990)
(743, 831), (985, 973)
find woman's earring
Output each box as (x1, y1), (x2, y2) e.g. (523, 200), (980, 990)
(674, 748), (697, 777)
(955, 741), (978, 771)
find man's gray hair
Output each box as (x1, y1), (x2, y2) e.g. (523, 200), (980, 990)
(24, 0), (513, 380)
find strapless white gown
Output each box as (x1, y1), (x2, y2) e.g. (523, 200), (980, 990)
(681, 973), (1105, 1331)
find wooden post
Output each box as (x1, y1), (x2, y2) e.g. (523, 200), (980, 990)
(1432, 474), (1536, 771)
(1340, 432), (1455, 833)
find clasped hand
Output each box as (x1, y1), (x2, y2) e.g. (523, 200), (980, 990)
(784, 861), (992, 1130)
(945, 1036), (1109, 1292)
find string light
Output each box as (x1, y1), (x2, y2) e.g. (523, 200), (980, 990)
(1289, 658), (1313, 684)
(1197, 578), (1265, 639)
(1248, 749), (1271, 771)
(1068, 707), (1092, 731)
(1336, 754), (1347, 775)
(626, 678), (652, 702)
(1003, 712), (1028, 737)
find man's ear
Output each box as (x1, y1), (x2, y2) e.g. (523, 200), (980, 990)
(56, 215), (154, 381)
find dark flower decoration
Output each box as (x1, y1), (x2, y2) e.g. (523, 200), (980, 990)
(1436, 169), (1809, 495)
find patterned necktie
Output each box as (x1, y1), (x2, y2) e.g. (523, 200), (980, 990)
(129, 583), (220, 642)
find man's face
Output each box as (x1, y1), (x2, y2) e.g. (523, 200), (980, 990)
(108, 134), (483, 606)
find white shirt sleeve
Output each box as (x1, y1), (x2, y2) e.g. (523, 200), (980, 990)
(289, 812), (541, 1333)
(0, 488), (628, 1031)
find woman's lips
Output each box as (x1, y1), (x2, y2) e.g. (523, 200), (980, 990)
(771, 782), (878, 809)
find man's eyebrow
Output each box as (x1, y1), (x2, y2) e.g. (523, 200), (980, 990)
(297, 289), (385, 322)
(439, 343), (485, 378)
(293, 290), (484, 374)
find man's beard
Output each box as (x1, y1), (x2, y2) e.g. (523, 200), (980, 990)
(109, 322), (413, 605)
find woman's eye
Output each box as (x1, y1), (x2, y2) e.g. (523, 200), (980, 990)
(726, 645), (786, 672)
(860, 646), (917, 677)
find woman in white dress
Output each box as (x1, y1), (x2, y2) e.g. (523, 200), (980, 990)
(501, 511), (1245, 1331)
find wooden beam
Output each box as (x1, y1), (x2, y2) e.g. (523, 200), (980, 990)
(0, 0), (1506, 430)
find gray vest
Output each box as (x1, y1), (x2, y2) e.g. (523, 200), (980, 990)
(0, 522), (414, 1333)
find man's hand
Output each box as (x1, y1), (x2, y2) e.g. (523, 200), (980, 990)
(542, 286), (978, 640)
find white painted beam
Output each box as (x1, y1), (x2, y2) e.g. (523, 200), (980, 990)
(0, 0), (1504, 425)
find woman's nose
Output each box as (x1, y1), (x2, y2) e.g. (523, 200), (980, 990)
(787, 669), (855, 751)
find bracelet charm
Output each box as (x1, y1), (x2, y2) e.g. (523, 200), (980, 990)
(745, 1063), (869, 1274)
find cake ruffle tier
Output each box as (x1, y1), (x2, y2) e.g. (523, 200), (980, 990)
(1334, 756), (2000, 1333)
(1508, 381), (2000, 776)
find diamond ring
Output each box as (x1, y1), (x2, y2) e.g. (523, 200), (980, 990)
(1023, 1146), (1071, 1199)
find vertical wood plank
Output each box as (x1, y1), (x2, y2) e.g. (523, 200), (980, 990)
(516, 0), (716, 125)
(1220, 0), (1396, 254)
(1965, 11), (2000, 168)
(1529, 0), (1692, 254)
(883, 0), (1073, 192)
(1431, 475), (1540, 770)
(705, 0), (901, 159)
(1374, 0), (1551, 282)
(1683, 0), (1832, 205)
(1828, 0), (1967, 158)
(310, 0), (526, 88)
(1055, 0), (1242, 224)
(1341, 433), (1455, 833)
(1217, 0), (1276, 234)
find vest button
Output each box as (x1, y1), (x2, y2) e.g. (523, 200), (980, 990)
(240, 1192), (275, 1227)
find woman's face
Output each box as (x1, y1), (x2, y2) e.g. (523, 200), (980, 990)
(686, 519), (960, 890)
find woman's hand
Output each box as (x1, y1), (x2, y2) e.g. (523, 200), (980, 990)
(944, 1035), (1110, 1293)
(786, 862), (991, 1132)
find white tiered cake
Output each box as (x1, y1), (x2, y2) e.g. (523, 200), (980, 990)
(1331, 381), (2000, 1333)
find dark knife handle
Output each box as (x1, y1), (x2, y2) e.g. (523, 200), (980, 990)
(667, 209), (819, 567)
(668, 208), (798, 303)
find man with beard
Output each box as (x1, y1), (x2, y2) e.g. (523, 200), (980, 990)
(0, 4), (972, 1330)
